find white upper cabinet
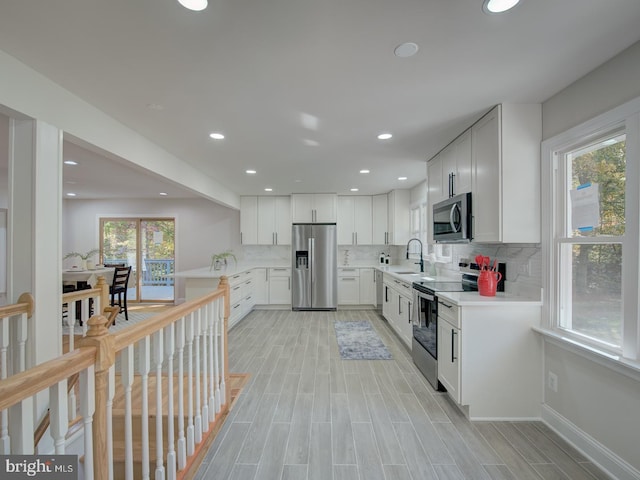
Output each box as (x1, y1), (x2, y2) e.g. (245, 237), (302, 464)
(257, 196), (291, 245)
(387, 189), (410, 245)
(291, 193), (337, 223)
(471, 104), (541, 243)
(337, 196), (373, 245)
(427, 150), (446, 207)
(449, 129), (472, 196)
(372, 194), (389, 245)
(240, 196), (258, 245)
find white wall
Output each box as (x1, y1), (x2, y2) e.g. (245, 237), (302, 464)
(540, 40), (640, 476)
(63, 197), (240, 302)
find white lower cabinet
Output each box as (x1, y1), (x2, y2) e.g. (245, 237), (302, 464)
(437, 299), (461, 403)
(269, 268), (291, 304)
(382, 274), (412, 348)
(252, 268), (269, 304)
(436, 299), (542, 419)
(359, 268), (376, 306)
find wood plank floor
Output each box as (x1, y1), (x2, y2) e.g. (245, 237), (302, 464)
(193, 309), (610, 480)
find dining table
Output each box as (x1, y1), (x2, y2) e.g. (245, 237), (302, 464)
(62, 266), (118, 288)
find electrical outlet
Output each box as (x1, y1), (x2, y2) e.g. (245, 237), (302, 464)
(548, 371), (558, 393)
(518, 262), (529, 276)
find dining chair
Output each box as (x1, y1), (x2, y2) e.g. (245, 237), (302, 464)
(103, 263), (126, 268)
(110, 266), (132, 321)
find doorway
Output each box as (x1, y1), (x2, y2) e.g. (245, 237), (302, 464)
(100, 218), (175, 303)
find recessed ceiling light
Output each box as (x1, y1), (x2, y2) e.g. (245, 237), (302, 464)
(303, 139), (320, 147)
(350, 188), (359, 192)
(398, 176), (408, 181)
(65, 180), (77, 185)
(146, 103), (164, 111)
(64, 160), (78, 165)
(66, 192), (77, 197)
(264, 188), (273, 192)
(294, 179), (302, 183)
(246, 169), (257, 174)
(482, 0), (520, 14)
(394, 42), (419, 58)
(178, 0), (208, 11)
(377, 133), (393, 140)
(209, 132), (225, 140)
(359, 169), (370, 174)
(159, 192), (168, 196)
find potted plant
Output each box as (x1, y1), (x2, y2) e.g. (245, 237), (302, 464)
(210, 250), (237, 271)
(64, 248), (100, 270)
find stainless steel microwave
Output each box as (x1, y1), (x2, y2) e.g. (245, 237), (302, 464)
(432, 192), (472, 243)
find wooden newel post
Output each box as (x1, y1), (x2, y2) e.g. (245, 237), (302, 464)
(94, 276), (110, 316)
(78, 315), (115, 480)
(218, 276), (231, 407)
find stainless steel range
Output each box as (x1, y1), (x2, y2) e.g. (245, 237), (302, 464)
(411, 260), (506, 390)
(411, 275), (477, 390)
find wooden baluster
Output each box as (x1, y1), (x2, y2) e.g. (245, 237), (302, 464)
(164, 323), (177, 480)
(201, 306), (209, 432)
(207, 302), (215, 422)
(176, 317), (187, 470)
(153, 330), (165, 480)
(0, 316), (10, 453)
(120, 345), (135, 480)
(138, 336), (151, 480)
(78, 314), (116, 480)
(49, 378), (69, 453)
(185, 312), (195, 456)
(194, 310), (202, 445)
(79, 364), (96, 480)
(66, 301), (76, 351)
(81, 298), (90, 337)
(213, 299), (221, 414)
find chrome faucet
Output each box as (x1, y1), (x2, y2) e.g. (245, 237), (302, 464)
(406, 238), (424, 273)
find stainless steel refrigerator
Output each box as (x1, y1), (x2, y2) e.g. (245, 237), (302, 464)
(292, 223), (337, 310)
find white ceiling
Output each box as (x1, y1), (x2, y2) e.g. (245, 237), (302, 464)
(1, 0), (640, 200)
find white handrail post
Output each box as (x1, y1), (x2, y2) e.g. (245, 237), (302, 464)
(153, 329), (165, 480)
(121, 345), (135, 480)
(164, 323), (177, 480)
(50, 378), (69, 454)
(138, 336), (151, 480)
(214, 299), (221, 414)
(194, 310), (202, 445)
(185, 312), (195, 456)
(207, 302), (215, 422)
(79, 364), (96, 480)
(0, 316), (10, 453)
(176, 317), (187, 470)
(201, 306), (209, 432)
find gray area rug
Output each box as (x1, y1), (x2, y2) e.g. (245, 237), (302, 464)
(334, 320), (392, 360)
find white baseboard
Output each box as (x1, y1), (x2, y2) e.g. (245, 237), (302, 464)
(542, 404), (640, 480)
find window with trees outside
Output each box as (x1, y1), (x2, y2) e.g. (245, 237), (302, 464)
(556, 131), (625, 349)
(546, 100), (640, 362)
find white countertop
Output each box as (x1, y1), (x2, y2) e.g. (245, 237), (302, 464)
(174, 261), (290, 278)
(436, 290), (542, 306)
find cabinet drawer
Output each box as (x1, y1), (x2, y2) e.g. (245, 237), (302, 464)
(230, 283), (244, 304)
(438, 299), (460, 328)
(270, 267), (291, 277)
(338, 267), (359, 277)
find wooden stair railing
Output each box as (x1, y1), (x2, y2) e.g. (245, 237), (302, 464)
(2, 276), (230, 480)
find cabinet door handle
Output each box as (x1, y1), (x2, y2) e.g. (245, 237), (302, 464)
(240, 232), (243, 244)
(355, 232), (357, 245)
(341, 277), (356, 281)
(275, 232), (278, 244)
(385, 286), (388, 303)
(440, 302), (453, 309)
(452, 329), (457, 362)
(451, 172), (456, 197)
(408, 302), (411, 323)
(398, 297), (402, 315)
(288, 277), (291, 290)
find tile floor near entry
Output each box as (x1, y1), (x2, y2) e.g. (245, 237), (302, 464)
(195, 309), (610, 480)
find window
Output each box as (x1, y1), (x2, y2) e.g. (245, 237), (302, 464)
(557, 132), (625, 349)
(544, 98), (640, 361)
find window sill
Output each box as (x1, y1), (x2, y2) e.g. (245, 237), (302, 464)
(533, 327), (640, 383)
